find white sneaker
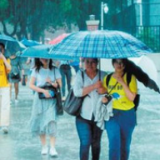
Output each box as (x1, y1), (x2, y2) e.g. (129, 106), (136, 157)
(2, 127), (8, 134)
(49, 147), (58, 157)
(62, 96), (66, 101)
(41, 146), (48, 155)
(15, 99), (19, 103)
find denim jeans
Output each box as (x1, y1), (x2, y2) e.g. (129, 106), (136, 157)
(60, 65), (72, 97)
(105, 108), (136, 160)
(76, 116), (103, 160)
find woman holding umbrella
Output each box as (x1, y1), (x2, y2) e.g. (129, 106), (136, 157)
(73, 58), (106, 160)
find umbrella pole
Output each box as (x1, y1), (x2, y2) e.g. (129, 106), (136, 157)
(99, 59), (101, 80)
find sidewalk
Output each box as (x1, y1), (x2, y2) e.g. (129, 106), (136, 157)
(0, 80), (160, 160)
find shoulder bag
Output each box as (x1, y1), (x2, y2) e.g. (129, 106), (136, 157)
(63, 71), (84, 116)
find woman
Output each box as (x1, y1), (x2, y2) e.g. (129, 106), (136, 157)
(8, 54), (24, 102)
(102, 58), (137, 160)
(73, 58), (106, 160)
(0, 42), (11, 134)
(29, 58), (61, 157)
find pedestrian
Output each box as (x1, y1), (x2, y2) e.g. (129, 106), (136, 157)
(73, 58), (106, 160)
(59, 60), (72, 101)
(29, 58), (61, 157)
(8, 53), (24, 102)
(102, 58), (137, 160)
(0, 42), (11, 134)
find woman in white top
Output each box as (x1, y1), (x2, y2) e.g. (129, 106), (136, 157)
(73, 58), (106, 160)
(29, 58), (61, 157)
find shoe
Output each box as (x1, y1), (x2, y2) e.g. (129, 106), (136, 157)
(15, 99), (19, 103)
(49, 147), (58, 157)
(62, 96), (66, 101)
(41, 146), (48, 155)
(2, 127), (8, 134)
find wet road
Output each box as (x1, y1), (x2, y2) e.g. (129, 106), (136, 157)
(0, 76), (160, 160)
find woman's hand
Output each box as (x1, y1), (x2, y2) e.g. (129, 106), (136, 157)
(113, 74), (125, 85)
(43, 90), (51, 98)
(93, 81), (103, 89)
(102, 96), (108, 104)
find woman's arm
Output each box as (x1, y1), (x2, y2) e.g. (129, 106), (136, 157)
(29, 76), (51, 98)
(82, 81), (103, 96)
(115, 75), (136, 101)
(0, 53), (11, 70)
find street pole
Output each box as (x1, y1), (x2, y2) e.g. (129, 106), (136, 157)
(101, 1), (104, 30)
(101, 2), (109, 30)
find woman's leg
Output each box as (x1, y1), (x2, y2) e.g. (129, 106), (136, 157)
(40, 134), (46, 146)
(91, 122), (103, 160)
(119, 109), (136, 160)
(40, 134), (48, 155)
(10, 83), (12, 100)
(105, 118), (121, 160)
(50, 136), (56, 148)
(14, 83), (19, 100)
(76, 116), (92, 160)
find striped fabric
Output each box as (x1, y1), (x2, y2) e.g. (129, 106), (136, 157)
(48, 30), (153, 59)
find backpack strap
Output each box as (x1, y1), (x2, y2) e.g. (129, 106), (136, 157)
(106, 73), (113, 87)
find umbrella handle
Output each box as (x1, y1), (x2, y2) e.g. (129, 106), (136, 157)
(99, 59), (101, 80)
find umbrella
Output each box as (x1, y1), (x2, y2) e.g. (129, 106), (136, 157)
(0, 34), (26, 56)
(48, 30), (153, 59)
(21, 38), (41, 47)
(49, 33), (69, 45)
(20, 44), (53, 58)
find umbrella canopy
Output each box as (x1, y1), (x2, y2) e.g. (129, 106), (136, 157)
(49, 30), (153, 59)
(21, 38), (41, 47)
(49, 33), (69, 45)
(0, 34), (26, 55)
(21, 44), (53, 58)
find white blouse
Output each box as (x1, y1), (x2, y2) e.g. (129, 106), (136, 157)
(73, 70), (106, 120)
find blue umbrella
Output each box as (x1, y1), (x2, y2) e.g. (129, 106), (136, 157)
(20, 44), (53, 58)
(21, 38), (41, 47)
(48, 30), (153, 59)
(0, 34), (26, 56)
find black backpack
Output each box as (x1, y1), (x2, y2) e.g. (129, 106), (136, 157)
(106, 73), (140, 111)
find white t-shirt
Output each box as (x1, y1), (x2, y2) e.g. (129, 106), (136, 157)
(31, 67), (61, 87)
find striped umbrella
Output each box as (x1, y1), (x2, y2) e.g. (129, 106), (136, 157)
(48, 30), (153, 60)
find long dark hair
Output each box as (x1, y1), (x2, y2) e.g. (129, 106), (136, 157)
(112, 58), (160, 93)
(34, 58), (54, 72)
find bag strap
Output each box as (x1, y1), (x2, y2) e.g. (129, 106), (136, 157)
(53, 66), (60, 89)
(106, 73), (118, 94)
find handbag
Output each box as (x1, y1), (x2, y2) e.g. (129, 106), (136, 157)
(63, 71), (84, 116)
(10, 72), (20, 80)
(53, 68), (63, 115)
(38, 84), (56, 99)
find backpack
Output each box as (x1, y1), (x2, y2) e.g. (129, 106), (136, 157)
(106, 72), (140, 111)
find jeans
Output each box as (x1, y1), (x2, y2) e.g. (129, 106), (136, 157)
(0, 87), (10, 127)
(76, 116), (103, 160)
(60, 65), (72, 97)
(105, 109), (136, 160)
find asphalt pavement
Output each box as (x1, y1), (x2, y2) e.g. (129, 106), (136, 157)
(0, 74), (160, 160)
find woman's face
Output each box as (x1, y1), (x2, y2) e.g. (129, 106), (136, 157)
(84, 58), (98, 72)
(0, 45), (4, 54)
(40, 58), (49, 66)
(113, 59), (125, 73)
